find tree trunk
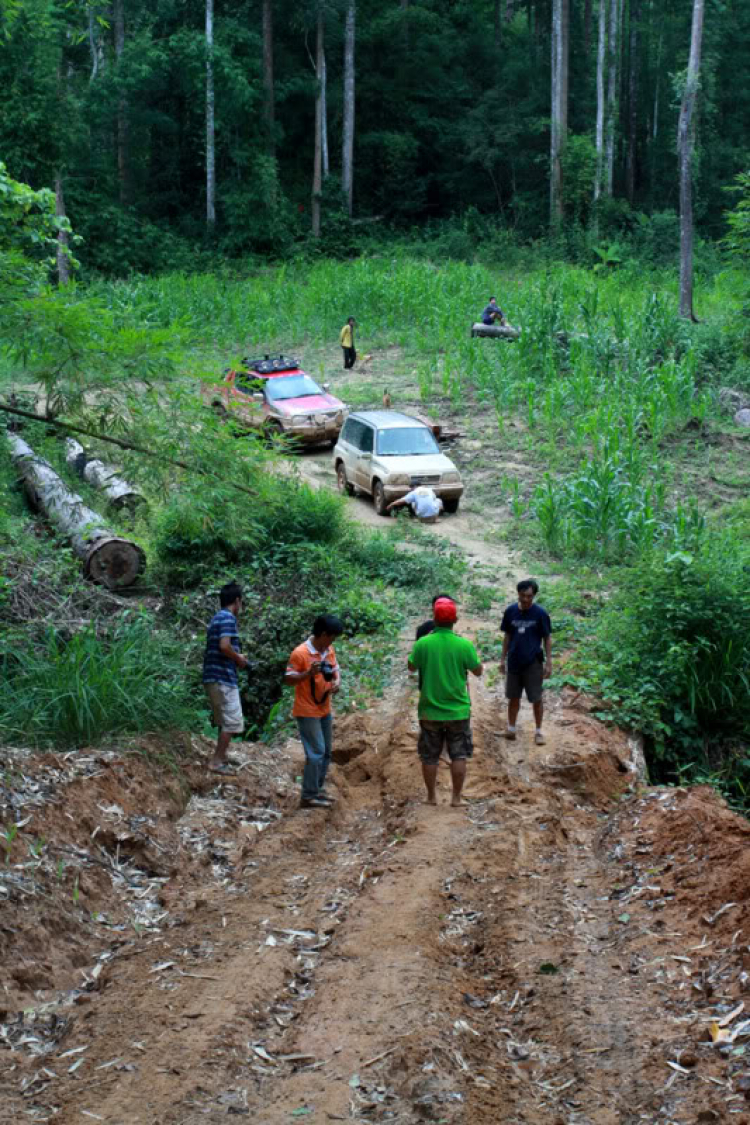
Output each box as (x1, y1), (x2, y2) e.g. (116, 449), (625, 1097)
(594, 0), (606, 215)
(584, 0), (592, 53)
(549, 0), (569, 228)
(311, 9), (324, 236)
(64, 439), (146, 514)
(342, 2), (355, 216)
(113, 0), (131, 206)
(626, 0), (640, 204)
(206, 0), (216, 228)
(321, 43), (329, 178)
(262, 0), (275, 153)
(678, 0), (705, 321)
(8, 435), (145, 588)
(55, 175), (70, 286)
(604, 0), (620, 197)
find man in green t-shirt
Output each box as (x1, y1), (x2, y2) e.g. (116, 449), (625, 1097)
(407, 597), (483, 807)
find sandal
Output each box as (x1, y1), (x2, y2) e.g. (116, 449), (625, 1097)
(209, 762), (236, 775)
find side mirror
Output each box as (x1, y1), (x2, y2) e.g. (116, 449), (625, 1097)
(322, 382), (330, 392)
(253, 392), (264, 402)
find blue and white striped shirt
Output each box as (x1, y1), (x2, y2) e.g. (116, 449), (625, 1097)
(202, 610), (240, 686)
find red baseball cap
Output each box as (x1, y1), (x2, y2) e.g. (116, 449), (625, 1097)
(433, 597), (457, 625)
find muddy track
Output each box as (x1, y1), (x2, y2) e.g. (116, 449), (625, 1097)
(5, 476), (750, 1122)
(10, 633), (749, 1125)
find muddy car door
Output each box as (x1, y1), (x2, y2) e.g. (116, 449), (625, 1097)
(354, 422), (375, 492)
(232, 372), (267, 429)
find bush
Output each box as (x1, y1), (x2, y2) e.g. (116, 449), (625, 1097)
(151, 473), (347, 589)
(580, 540), (750, 799)
(0, 614), (198, 747)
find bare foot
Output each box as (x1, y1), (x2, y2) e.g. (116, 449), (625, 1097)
(450, 797), (463, 807)
(425, 796), (438, 806)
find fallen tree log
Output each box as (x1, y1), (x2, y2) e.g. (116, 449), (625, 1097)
(64, 438), (146, 514)
(8, 434), (145, 589)
(470, 322), (521, 339)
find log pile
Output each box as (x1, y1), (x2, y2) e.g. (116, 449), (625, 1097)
(8, 434), (145, 589)
(64, 438), (146, 513)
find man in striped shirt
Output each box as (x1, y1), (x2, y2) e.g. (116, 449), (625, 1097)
(203, 581), (248, 773)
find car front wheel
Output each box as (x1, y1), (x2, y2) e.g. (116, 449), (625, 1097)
(373, 480), (389, 517)
(337, 463), (354, 496)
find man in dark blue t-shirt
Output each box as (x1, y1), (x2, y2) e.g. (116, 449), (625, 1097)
(481, 297), (506, 326)
(499, 579), (552, 746)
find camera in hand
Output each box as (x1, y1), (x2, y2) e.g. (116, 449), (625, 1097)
(319, 660), (335, 682)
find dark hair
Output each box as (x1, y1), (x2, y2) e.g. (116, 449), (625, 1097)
(348, 316), (355, 324)
(489, 296), (496, 301)
(313, 613), (344, 638)
(219, 581), (243, 607)
(517, 579), (539, 595)
(431, 592), (453, 606)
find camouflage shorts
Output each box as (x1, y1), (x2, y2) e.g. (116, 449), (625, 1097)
(418, 719), (473, 764)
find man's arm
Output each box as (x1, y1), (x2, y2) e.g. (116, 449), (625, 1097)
(284, 658), (320, 686)
(387, 497), (408, 512)
(543, 633), (552, 678)
(470, 662), (483, 678)
(498, 633), (510, 673)
(219, 636), (248, 669)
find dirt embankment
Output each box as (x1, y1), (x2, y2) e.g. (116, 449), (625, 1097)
(3, 644), (750, 1125)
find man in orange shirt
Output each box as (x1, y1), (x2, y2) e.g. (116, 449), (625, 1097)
(284, 614), (343, 809)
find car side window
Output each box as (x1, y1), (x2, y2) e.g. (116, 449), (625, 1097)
(343, 419), (362, 449)
(360, 425), (374, 453)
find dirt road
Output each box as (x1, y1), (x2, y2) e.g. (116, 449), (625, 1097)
(4, 631), (750, 1124)
(4, 445), (750, 1123)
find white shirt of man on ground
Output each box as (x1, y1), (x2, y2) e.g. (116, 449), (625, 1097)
(388, 486), (443, 522)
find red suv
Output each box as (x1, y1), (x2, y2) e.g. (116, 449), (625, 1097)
(202, 355), (348, 445)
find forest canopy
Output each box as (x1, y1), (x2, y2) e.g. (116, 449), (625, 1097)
(1, 0), (749, 274)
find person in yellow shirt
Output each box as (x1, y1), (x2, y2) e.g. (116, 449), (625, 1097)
(339, 316), (357, 369)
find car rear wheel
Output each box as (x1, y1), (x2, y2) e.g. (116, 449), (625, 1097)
(442, 497), (460, 514)
(373, 480), (389, 517)
(336, 463), (354, 496)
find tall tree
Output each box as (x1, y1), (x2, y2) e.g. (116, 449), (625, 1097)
(342, 1), (355, 216)
(311, 7), (324, 236)
(594, 0), (606, 214)
(549, 0), (569, 227)
(113, 0), (131, 206)
(678, 0), (705, 321)
(625, 0), (640, 204)
(262, 0), (275, 154)
(55, 174), (70, 285)
(206, 0), (216, 228)
(604, 0), (620, 197)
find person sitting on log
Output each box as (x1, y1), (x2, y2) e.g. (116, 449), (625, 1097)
(481, 296), (506, 326)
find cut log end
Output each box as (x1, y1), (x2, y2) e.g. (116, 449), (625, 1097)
(84, 537), (145, 589)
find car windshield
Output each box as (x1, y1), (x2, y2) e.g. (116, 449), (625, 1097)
(377, 426), (439, 456)
(264, 375), (323, 402)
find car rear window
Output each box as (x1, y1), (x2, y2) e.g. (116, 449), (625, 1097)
(376, 426), (439, 456)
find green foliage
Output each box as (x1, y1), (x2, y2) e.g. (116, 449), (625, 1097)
(576, 541), (750, 800)
(151, 472), (346, 589)
(532, 453), (706, 561)
(723, 170), (750, 261)
(0, 613), (199, 747)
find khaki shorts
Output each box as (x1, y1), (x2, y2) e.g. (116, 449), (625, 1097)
(204, 682), (244, 733)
